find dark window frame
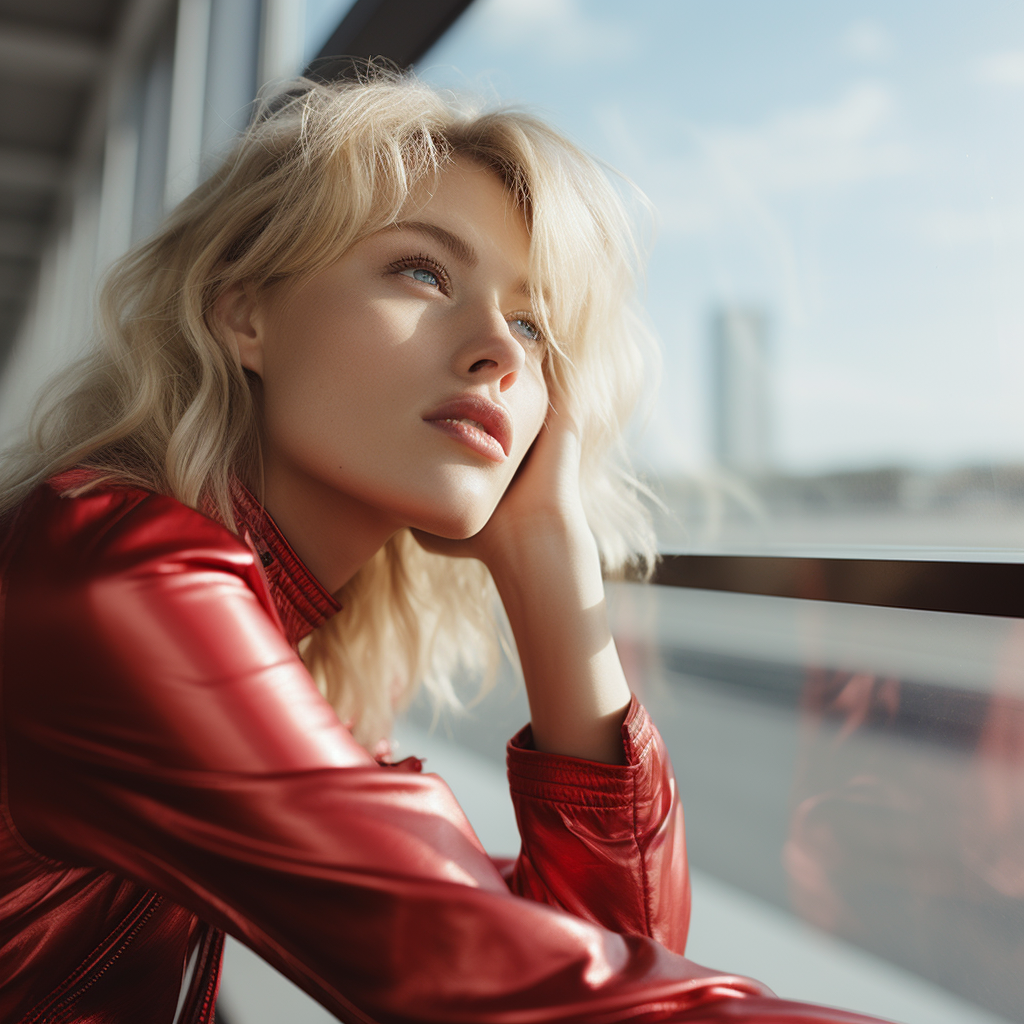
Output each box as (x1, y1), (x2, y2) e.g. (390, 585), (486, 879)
(308, 0), (476, 79)
(652, 555), (1024, 619)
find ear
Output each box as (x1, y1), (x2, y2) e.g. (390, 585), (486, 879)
(212, 282), (264, 377)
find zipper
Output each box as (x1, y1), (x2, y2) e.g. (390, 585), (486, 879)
(174, 924), (225, 1024)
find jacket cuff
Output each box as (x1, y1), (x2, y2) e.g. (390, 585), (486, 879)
(505, 695), (656, 806)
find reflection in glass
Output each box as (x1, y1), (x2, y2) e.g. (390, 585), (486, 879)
(405, 583), (1024, 1021)
(616, 584), (1024, 1023)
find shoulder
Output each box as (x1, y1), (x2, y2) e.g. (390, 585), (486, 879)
(9, 469), (257, 585)
(2, 470), (274, 644)
(2, 471), (288, 714)
(2, 471), (358, 783)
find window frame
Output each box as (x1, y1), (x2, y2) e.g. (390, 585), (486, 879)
(307, 0), (475, 79)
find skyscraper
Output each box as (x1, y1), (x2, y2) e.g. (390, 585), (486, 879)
(711, 305), (773, 474)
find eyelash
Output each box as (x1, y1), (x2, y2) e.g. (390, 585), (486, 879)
(507, 312), (544, 345)
(388, 253), (545, 346)
(388, 253), (452, 294)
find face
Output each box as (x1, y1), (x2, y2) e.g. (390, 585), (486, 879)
(231, 157), (549, 545)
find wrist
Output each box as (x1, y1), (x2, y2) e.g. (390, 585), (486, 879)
(484, 514), (631, 765)
(483, 511), (597, 587)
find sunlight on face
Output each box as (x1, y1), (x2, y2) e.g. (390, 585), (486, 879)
(248, 157), (550, 562)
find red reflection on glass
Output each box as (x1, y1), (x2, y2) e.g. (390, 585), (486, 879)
(785, 627), (1024, 1020)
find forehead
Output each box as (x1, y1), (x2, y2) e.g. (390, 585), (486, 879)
(401, 156), (529, 251)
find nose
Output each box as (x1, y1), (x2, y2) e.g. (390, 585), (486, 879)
(453, 303), (526, 392)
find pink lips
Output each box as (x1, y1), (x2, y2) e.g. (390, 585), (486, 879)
(422, 394), (512, 463)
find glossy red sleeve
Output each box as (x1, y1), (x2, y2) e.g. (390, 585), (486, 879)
(505, 703), (690, 954)
(1, 482), (892, 1024)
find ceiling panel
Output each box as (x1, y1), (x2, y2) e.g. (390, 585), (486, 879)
(0, 189), (55, 220)
(0, 0), (129, 360)
(0, 77), (90, 155)
(0, 0), (123, 39)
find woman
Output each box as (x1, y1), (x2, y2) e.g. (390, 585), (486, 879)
(0, 71), (889, 1023)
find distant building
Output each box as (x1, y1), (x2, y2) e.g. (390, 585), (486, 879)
(711, 305), (773, 474)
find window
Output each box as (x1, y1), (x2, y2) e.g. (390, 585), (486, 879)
(403, 5), (1024, 1022)
(422, 0), (1024, 558)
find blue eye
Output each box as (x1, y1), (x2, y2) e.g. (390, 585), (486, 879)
(509, 317), (541, 342)
(400, 266), (440, 287)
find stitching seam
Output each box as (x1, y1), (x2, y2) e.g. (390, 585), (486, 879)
(22, 892), (163, 1023)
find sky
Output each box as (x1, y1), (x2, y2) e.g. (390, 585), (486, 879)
(395, 0), (1024, 478)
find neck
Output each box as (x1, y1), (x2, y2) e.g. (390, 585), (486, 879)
(260, 459), (398, 594)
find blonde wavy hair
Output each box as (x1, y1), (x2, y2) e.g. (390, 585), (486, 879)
(0, 69), (660, 748)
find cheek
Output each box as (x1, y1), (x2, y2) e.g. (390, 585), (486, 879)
(507, 375), (549, 472)
(261, 301), (396, 425)
(526, 370), (550, 443)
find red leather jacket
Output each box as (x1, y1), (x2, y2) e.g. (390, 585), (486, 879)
(0, 472), (889, 1023)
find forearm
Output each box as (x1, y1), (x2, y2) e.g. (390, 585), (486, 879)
(489, 519), (632, 764)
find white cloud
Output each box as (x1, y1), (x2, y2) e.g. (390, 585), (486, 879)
(700, 83), (910, 194)
(975, 50), (1024, 87)
(465, 0), (635, 63)
(600, 83), (913, 238)
(843, 20), (894, 62)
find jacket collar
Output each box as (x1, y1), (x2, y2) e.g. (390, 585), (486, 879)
(231, 481), (341, 647)
(49, 468), (340, 648)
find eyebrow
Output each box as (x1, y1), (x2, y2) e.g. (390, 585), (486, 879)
(389, 220), (479, 268)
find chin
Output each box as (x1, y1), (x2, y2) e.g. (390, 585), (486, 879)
(410, 503), (492, 541)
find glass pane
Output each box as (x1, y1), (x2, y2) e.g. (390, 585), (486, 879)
(421, 0), (1024, 557)
(400, 583), (1024, 1024)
